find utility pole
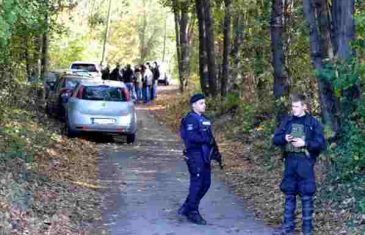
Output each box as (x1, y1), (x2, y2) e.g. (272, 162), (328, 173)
(101, 0), (112, 66)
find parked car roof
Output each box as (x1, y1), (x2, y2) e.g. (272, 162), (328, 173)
(61, 73), (92, 79)
(70, 61), (100, 64)
(78, 80), (126, 88)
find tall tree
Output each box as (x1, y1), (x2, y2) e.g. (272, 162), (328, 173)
(270, 0), (290, 121)
(221, 0), (232, 97)
(172, 0), (192, 92)
(230, 13), (244, 89)
(41, 25), (49, 79)
(303, 0), (340, 134)
(139, 0), (149, 62)
(331, 0), (360, 113)
(203, 0), (218, 96)
(331, 0), (355, 60)
(195, 0), (209, 94)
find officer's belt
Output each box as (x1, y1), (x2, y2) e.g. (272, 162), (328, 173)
(285, 152), (307, 157)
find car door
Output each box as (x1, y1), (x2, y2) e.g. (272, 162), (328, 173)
(65, 83), (80, 117)
(49, 78), (64, 114)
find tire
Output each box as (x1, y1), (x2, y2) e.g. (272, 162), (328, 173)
(65, 121), (78, 138)
(126, 133), (135, 144)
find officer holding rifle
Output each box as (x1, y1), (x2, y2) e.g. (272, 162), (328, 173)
(178, 93), (223, 225)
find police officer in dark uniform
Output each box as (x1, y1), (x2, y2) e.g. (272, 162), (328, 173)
(178, 93), (214, 225)
(272, 94), (326, 235)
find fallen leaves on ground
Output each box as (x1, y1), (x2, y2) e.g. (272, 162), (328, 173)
(0, 90), (101, 234)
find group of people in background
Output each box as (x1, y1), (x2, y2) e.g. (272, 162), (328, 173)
(101, 61), (160, 103)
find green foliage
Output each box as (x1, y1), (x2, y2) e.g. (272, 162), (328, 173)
(88, 12), (106, 27)
(254, 117), (280, 168)
(313, 12), (365, 217)
(223, 92), (240, 111)
(319, 57), (365, 183)
(0, 127), (27, 161)
(47, 0), (176, 69)
(49, 36), (87, 69)
(238, 103), (256, 134)
(330, 121), (365, 180)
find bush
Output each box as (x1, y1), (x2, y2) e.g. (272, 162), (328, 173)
(223, 92), (240, 111)
(239, 103), (256, 134)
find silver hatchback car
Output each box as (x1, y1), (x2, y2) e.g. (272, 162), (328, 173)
(65, 80), (137, 143)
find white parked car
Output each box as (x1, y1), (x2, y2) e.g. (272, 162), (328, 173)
(70, 61), (102, 80)
(65, 80), (137, 143)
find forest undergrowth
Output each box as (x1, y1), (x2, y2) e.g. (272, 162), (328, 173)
(0, 83), (102, 234)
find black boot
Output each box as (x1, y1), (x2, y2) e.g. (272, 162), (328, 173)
(187, 211), (207, 225)
(178, 204), (189, 216)
(301, 195), (314, 235)
(272, 228), (295, 235)
(283, 194), (296, 232)
(273, 194), (296, 235)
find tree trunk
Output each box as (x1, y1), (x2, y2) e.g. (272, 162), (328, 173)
(230, 14), (244, 90)
(221, 0), (231, 97)
(270, 0), (290, 122)
(162, 14), (167, 62)
(140, 1), (148, 63)
(331, 0), (355, 60)
(331, 0), (360, 113)
(179, 1), (191, 91)
(40, 32), (48, 80)
(303, 0), (340, 134)
(314, 0), (334, 60)
(32, 35), (42, 78)
(203, 0), (217, 97)
(195, 0), (209, 95)
(173, 1), (181, 64)
(172, 0), (191, 92)
(25, 40), (32, 82)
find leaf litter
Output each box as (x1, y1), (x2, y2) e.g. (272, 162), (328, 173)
(0, 94), (102, 234)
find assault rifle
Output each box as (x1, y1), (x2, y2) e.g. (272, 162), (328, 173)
(210, 137), (223, 169)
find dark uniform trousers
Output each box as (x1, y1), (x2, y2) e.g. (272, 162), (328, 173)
(281, 154), (315, 234)
(184, 151), (211, 212)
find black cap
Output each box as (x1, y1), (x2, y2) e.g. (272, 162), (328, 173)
(190, 93), (205, 104)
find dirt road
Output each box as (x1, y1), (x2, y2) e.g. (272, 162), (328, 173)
(97, 97), (273, 235)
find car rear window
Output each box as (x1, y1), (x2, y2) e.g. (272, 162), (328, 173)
(71, 64), (98, 72)
(81, 86), (127, 101)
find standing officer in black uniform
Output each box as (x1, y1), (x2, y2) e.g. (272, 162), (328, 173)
(178, 93), (214, 225)
(272, 94), (326, 235)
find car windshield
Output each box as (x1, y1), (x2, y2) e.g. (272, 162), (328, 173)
(65, 79), (80, 89)
(82, 86), (126, 101)
(71, 64), (98, 72)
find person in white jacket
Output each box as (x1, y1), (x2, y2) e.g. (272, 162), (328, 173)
(142, 65), (153, 103)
